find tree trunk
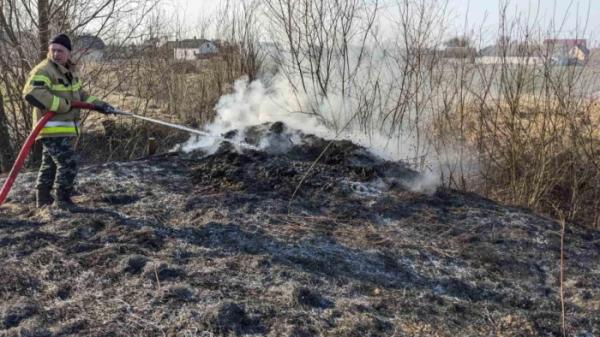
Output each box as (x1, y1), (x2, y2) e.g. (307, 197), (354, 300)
(30, 0), (50, 165)
(0, 90), (13, 173)
(38, 0), (49, 61)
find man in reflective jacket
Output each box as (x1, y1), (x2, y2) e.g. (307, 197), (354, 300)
(22, 33), (116, 209)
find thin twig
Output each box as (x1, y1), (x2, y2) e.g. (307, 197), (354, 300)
(154, 264), (161, 292)
(559, 216), (567, 337)
(287, 140), (335, 213)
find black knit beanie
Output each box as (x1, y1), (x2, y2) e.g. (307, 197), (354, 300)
(50, 34), (72, 51)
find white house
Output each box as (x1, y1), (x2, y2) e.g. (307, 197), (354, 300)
(476, 56), (544, 65)
(174, 47), (199, 61)
(477, 43), (544, 65)
(167, 38), (220, 60)
(544, 39), (590, 65)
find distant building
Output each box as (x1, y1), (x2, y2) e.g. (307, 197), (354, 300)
(199, 40), (219, 57)
(544, 39), (590, 65)
(73, 34), (106, 62)
(165, 38), (220, 60)
(477, 42), (544, 65)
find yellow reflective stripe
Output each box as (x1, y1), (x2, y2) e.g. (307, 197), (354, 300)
(50, 81), (82, 92)
(46, 121), (79, 127)
(40, 126), (77, 135)
(31, 75), (51, 87)
(85, 96), (98, 103)
(50, 96), (60, 111)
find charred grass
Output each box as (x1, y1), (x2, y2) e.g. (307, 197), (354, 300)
(1, 126), (599, 336)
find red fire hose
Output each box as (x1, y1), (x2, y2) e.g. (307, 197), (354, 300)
(0, 101), (96, 207)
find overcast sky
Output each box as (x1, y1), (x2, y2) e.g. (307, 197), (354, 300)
(449, 1), (600, 36)
(163, 0), (600, 45)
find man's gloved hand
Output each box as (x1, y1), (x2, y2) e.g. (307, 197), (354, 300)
(95, 102), (118, 115)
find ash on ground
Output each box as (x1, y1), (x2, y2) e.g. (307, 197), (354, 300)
(0, 122), (599, 337)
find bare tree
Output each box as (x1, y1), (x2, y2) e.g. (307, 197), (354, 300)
(0, 0), (159, 168)
(0, 89), (12, 172)
(264, 0), (599, 227)
(37, 0), (49, 60)
(212, 0), (264, 82)
(429, 1), (600, 228)
(264, 0), (380, 132)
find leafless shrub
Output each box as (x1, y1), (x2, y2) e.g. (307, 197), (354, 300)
(264, 0), (381, 132)
(455, 3), (600, 228)
(262, 0), (599, 228)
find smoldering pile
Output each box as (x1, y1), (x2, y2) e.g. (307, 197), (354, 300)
(185, 121), (423, 200)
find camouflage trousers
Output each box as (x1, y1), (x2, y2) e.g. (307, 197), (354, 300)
(36, 137), (78, 192)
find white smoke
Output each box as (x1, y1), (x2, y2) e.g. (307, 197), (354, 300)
(405, 170), (440, 195)
(182, 74), (427, 160)
(178, 73), (448, 193)
(181, 74), (325, 154)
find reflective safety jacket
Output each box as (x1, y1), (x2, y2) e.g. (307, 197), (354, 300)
(22, 59), (103, 138)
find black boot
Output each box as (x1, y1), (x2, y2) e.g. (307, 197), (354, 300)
(55, 188), (77, 210)
(36, 187), (53, 208)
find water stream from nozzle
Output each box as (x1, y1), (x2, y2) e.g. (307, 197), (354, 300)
(114, 110), (259, 150)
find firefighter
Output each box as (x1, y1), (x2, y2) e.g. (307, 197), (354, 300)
(22, 33), (116, 209)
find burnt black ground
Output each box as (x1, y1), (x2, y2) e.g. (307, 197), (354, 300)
(0, 122), (599, 337)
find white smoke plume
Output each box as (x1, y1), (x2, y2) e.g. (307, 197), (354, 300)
(182, 74), (426, 160)
(179, 73), (450, 193)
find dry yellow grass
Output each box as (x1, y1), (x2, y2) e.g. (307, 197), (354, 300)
(433, 94), (600, 228)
